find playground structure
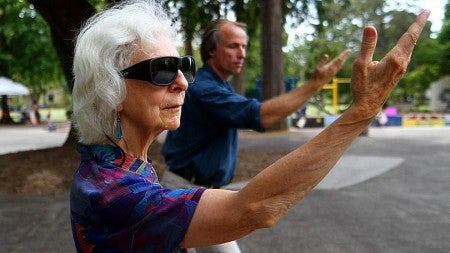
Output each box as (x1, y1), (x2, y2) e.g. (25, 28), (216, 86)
(321, 78), (449, 127)
(323, 77), (351, 115)
(256, 76), (450, 127)
(298, 77), (450, 127)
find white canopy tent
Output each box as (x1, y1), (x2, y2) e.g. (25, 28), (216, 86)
(0, 76), (30, 96)
(0, 77), (30, 124)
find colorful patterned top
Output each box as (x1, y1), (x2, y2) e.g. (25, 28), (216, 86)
(70, 144), (205, 253)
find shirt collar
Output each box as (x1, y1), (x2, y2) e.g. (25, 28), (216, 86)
(201, 63), (228, 84)
(78, 144), (152, 174)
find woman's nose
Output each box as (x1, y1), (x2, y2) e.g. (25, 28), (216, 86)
(169, 70), (189, 92)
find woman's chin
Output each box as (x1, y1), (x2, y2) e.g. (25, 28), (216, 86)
(163, 121), (180, 131)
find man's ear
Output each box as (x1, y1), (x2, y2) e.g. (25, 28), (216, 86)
(209, 50), (216, 59)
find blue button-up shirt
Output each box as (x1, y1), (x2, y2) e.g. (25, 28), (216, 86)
(162, 64), (264, 187)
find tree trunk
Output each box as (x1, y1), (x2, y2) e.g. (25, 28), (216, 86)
(30, 0), (96, 146)
(184, 39), (193, 56)
(231, 63), (247, 96)
(30, 0), (95, 92)
(261, 0), (286, 131)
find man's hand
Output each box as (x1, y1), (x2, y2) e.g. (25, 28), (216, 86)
(309, 48), (352, 91)
(350, 10), (430, 117)
(260, 49), (350, 128)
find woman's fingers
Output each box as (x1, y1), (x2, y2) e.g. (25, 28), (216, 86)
(390, 9), (430, 59)
(357, 26), (378, 65)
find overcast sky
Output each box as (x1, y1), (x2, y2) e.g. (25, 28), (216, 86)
(398, 0), (446, 33)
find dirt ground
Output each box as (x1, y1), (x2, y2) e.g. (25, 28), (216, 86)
(0, 141), (287, 195)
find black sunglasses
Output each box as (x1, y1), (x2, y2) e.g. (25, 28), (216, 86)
(120, 56), (196, 86)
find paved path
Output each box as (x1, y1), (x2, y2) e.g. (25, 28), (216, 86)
(0, 123), (70, 155)
(238, 127), (450, 253)
(1, 125), (449, 252)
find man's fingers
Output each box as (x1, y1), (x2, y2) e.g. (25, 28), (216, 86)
(319, 54), (329, 66)
(332, 49), (351, 66)
(340, 48), (351, 59)
(357, 26), (378, 64)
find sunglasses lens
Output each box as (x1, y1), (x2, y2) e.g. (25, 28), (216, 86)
(181, 56), (196, 83)
(122, 56), (195, 86)
(151, 57), (178, 85)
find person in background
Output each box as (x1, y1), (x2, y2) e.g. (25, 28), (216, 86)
(162, 19), (351, 191)
(31, 99), (41, 125)
(46, 107), (57, 131)
(378, 104), (389, 127)
(69, 0), (429, 252)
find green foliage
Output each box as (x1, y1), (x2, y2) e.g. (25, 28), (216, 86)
(3, 0), (449, 113)
(436, 0), (450, 75)
(437, 0), (450, 43)
(87, 0), (108, 10)
(0, 0), (65, 97)
(285, 0), (359, 81)
(243, 28), (262, 88)
(163, 0), (447, 108)
(283, 0), (450, 109)
(389, 0), (450, 104)
(383, 10), (435, 103)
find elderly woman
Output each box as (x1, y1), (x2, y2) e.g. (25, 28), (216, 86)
(70, 0), (429, 252)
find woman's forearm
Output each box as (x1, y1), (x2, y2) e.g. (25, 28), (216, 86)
(239, 104), (375, 224)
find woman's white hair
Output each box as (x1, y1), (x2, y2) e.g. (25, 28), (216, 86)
(72, 0), (175, 144)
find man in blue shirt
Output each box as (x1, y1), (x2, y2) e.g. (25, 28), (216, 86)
(162, 19), (351, 188)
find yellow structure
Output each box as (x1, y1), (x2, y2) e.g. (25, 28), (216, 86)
(323, 78), (351, 114)
(402, 113), (446, 127)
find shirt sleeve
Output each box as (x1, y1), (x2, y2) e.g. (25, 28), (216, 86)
(128, 185), (206, 253)
(190, 82), (264, 131)
(71, 168), (205, 253)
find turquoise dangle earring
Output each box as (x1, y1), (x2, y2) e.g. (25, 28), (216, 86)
(116, 112), (123, 139)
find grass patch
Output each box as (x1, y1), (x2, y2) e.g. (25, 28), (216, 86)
(8, 107), (69, 123)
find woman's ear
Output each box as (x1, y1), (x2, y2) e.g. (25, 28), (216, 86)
(117, 104), (123, 113)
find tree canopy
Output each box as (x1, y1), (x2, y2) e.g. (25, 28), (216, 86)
(1, 0), (448, 111)
(0, 0), (64, 96)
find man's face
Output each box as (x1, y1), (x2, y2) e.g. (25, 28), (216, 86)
(208, 23), (247, 80)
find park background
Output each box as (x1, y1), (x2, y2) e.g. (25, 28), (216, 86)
(1, 1), (450, 252)
(1, 0), (450, 132)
